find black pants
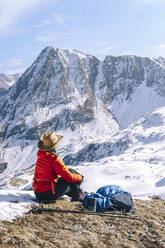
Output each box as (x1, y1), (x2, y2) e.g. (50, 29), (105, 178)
(34, 178), (82, 203)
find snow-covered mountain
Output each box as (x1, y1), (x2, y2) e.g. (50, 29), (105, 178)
(0, 73), (11, 90)
(0, 46), (165, 196)
(0, 48), (118, 141)
(96, 55), (165, 128)
(0, 46), (165, 220)
(0, 72), (22, 90)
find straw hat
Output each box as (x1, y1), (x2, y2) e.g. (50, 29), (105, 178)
(38, 131), (63, 151)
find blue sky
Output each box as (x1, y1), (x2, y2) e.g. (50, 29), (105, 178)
(0, 0), (165, 73)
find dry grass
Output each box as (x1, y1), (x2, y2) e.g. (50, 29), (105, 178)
(0, 198), (165, 248)
(9, 178), (28, 187)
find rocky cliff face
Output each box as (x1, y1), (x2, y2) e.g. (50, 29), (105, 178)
(0, 46), (165, 177)
(0, 47), (118, 143)
(95, 55), (165, 127)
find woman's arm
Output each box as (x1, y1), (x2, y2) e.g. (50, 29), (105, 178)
(52, 155), (83, 183)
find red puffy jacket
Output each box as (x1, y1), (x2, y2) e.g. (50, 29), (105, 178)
(33, 150), (82, 194)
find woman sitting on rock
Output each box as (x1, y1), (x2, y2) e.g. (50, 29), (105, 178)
(33, 131), (84, 203)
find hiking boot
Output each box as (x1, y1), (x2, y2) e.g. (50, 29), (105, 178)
(78, 191), (88, 201)
(71, 191), (88, 202)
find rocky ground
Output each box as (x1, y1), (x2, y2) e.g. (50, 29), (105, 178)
(0, 197), (164, 248)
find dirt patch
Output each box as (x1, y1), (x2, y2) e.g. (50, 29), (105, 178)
(0, 198), (165, 248)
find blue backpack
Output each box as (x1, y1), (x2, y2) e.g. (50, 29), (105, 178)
(82, 185), (134, 213)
